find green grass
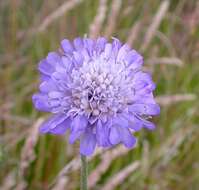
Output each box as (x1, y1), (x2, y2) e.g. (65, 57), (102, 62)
(0, 0), (199, 189)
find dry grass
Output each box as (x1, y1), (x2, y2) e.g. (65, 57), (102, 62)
(0, 0), (199, 189)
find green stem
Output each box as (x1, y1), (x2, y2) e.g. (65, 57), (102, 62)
(81, 154), (88, 190)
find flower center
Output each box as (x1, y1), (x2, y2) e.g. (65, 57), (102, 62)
(70, 56), (134, 118)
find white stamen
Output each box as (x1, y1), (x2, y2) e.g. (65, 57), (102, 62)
(70, 55), (135, 118)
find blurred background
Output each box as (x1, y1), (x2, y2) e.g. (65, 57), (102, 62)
(0, 0), (199, 189)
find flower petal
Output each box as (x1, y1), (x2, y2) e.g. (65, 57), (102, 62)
(96, 120), (110, 147)
(129, 103), (160, 116)
(80, 130), (96, 156)
(38, 59), (54, 76)
(126, 50), (143, 70)
(122, 113), (143, 131)
(109, 125), (136, 148)
(104, 43), (112, 59)
(140, 117), (156, 130)
(39, 114), (68, 134)
(96, 37), (107, 54)
(109, 126), (121, 145)
(69, 115), (88, 144)
(61, 39), (74, 53)
(46, 52), (61, 65)
(73, 37), (83, 50)
(32, 93), (51, 112)
(39, 80), (58, 93)
(112, 115), (128, 127)
(112, 37), (122, 50)
(48, 91), (64, 99)
(73, 52), (84, 66)
(119, 126), (136, 148)
(117, 44), (130, 61)
(83, 38), (95, 56)
(49, 117), (71, 134)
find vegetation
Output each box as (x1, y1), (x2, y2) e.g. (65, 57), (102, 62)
(0, 0), (198, 189)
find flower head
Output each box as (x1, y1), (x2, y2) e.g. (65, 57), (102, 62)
(33, 37), (160, 156)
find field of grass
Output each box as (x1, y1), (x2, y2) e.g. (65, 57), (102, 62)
(0, 0), (199, 189)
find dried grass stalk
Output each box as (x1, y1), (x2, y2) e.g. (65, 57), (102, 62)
(52, 177), (69, 190)
(19, 118), (44, 175)
(104, 0), (122, 38)
(1, 172), (16, 190)
(141, 0), (170, 51)
(89, 0), (107, 38)
(34, 0), (83, 33)
(126, 21), (142, 46)
(102, 161), (140, 190)
(146, 57), (183, 66)
(15, 118), (44, 189)
(156, 94), (196, 106)
(88, 145), (129, 188)
(51, 148), (103, 188)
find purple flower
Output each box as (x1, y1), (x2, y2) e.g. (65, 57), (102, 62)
(32, 37), (160, 156)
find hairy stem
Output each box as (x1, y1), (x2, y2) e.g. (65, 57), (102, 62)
(81, 154), (88, 190)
